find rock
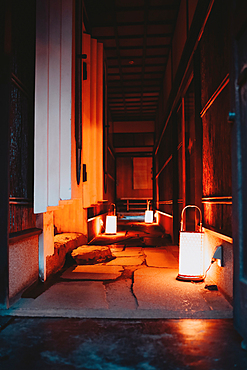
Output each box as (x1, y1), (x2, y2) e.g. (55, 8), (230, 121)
(71, 245), (113, 265)
(46, 233), (87, 278)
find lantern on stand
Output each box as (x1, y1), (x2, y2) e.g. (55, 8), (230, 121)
(177, 205), (204, 281)
(105, 203), (117, 234)
(145, 200), (153, 223)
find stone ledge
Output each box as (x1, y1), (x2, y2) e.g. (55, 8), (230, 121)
(9, 228), (42, 244)
(46, 233), (87, 278)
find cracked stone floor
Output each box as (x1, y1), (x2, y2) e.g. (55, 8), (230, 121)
(1, 221), (233, 319)
(0, 221), (244, 370)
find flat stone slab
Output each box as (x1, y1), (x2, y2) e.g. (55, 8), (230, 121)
(111, 249), (144, 257)
(10, 281), (108, 310)
(110, 246), (125, 253)
(71, 245), (112, 264)
(133, 268), (233, 314)
(106, 256), (145, 266)
(105, 280), (137, 309)
(61, 265), (124, 280)
(125, 247), (143, 252)
(142, 237), (171, 247)
(144, 248), (178, 268)
(90, 232), (132, 245)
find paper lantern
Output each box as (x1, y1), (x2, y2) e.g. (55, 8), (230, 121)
(105, 215), (117, 234)
(177, 205), (204, 281)
(145, 210), (153, 223)
(105, 203), (117, 234)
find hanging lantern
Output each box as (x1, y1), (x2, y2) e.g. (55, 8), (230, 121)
(177, 205), (204, 281)
(105, 203), (117, 234)
(145, 200), (153, 223)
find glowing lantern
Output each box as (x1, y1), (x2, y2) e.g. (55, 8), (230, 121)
(177, 205), (204, 281)
(145, 211), (153, 223)
(105, 203), (117, 234)
(145, 200), (153, 223)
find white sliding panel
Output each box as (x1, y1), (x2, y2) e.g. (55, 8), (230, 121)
(48, 0), (61, 206)
(34, 0), (72, 213)
(34, 0), (49, 214)
(60, 0), (72, 200)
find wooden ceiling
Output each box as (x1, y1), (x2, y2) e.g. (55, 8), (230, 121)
(85, 0), (181, 122)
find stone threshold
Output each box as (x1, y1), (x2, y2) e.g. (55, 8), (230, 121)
(0, 308), (233, 320)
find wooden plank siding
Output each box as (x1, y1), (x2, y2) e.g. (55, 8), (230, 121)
(154, 1), (232, 239)
(9, 0), (36, 234)
(200, 0), (232, 236)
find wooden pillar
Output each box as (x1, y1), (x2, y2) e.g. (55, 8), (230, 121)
(194, 47), (203, 213)
(0, 0), (11, 308)
(181, 97), (186, 209)
(172, 113), (179, 245)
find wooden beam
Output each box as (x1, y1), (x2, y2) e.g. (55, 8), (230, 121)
(95, 33), (173, 40)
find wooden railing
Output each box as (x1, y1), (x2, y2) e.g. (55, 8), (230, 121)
(117, 198), (152, 213)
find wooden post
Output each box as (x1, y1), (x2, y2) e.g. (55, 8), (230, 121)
(182, 97), (186, 209)
(172, 113), (179, 245)
(194, 47), (203, 214)
(0, 0), (11, 308)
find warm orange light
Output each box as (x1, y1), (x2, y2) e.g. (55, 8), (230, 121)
(177, 205), (204, 281)
(105, 215), (117, 234)
(145, 210), (153, 223)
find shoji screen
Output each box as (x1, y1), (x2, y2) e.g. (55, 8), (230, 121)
(34, 0), (72, 213)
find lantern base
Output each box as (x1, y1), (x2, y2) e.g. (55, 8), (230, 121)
(176, 274), (204, 282)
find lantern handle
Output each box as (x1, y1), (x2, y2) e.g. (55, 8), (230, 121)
(180, 205), (202, 232)
(111, 203), (116, 216)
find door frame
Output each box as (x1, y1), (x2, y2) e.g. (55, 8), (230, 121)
(231, 0), (247, 346)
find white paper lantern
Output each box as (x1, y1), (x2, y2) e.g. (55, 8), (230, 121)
(145, 210), (153, 223)
(105, 215), (117, 234)
(177, 205), (204, 281)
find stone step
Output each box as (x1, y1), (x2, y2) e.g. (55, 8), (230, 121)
(71, 245), (113, 265)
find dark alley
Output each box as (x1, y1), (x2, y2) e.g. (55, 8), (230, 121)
(1, 0), (247, 368)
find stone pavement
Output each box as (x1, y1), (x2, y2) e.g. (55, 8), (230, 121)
(0, 221), (244, 370)
(0, 222), (233, 319)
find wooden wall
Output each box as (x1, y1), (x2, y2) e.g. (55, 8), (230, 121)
(116, 156), (152, 200)
(200, 0), (231, 236)
(9, 0), (36, 233)
(154, 0), (232, 239)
